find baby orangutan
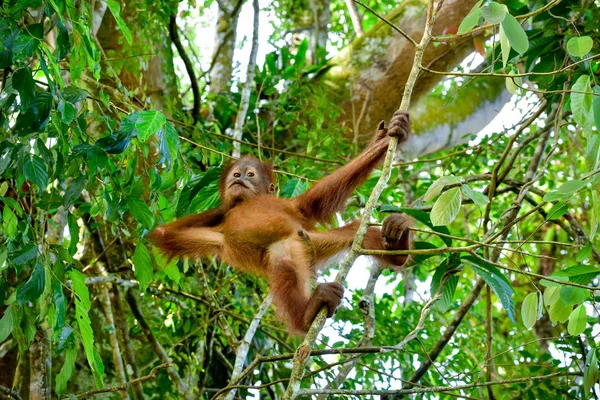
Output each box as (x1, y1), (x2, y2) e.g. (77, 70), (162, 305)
(149, 111), (414, 334)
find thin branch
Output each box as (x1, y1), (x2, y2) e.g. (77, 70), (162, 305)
(299, 372), (578, 397)
(74, 364), (170, 399)
(0, 385), (22, 400)
(352, 0), (417, 46)
(220, 294), (273, 400)
(344, 0), (364, 37)
(169, 14), (200, 123)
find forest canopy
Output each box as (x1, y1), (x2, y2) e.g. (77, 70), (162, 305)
(1, 0), (600, 399)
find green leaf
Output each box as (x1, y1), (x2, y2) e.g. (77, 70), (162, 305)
(12, 67), (36, 112)
(499, 24), (511, 67)
(540, 275), (568, 287)
(560, 286), (588, 305)
(571, 75), (594, 132)
(567, 304), (587, 335)
(135, 111), (166, 142)
(505, 70), (520, 94)
(3, 206), (17, 240)
(521, 292), (538, 329)
(557, 179), (587, 194)
(10, 244), (38, 266)
(593, 87), (600, 133)
(423, 176), (461, 202)
(543, 286), (561, 307)
(461, 184), (489, 206)
(0, 305), (14, 342)
(23, 154), (48, 191)
(134, 243), (153, 291)
(465, 256), (516, 322)
(591, 191), (598, 240)
(127, 198), (154, 229)
(555, 265), (600, 285)
(17, 261), (45, 305)
(481, 1), (506, 24)
(546, 202), (568, 220)
(75, 299), (104, 388)
(67, 213), (79, 257)
(163, 262), (180, 283)
(458, 1), (483, 35)
(566, 36), (593, 58)
(584, 348), (598, 393)
(105, 0), (133, 45)
(281, 179), (309, 198)
(430, 187), (462, 226)
(63, 175), (87, 208)
(13, 33), (39, 58)
(55, 345), (77, 396)
(501, 13), (529, 54)
(70, 269), (90, 310)
(61, 86), (89, 104)
(548, 297), (571, 324)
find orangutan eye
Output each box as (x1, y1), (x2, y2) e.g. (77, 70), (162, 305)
(233, 172), (241, 178)
(247, 172), (254, 177)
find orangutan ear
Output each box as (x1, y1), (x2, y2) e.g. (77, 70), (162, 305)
(269, 183), (275, 193)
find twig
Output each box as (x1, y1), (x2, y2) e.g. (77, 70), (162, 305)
(73, 363), (170, 399)
(298, 372), (577, 396)
(220, 294), (273, 400)
(352, 0), (417, 46)
(0, 385), (22, 400)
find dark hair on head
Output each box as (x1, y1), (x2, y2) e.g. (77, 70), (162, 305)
(219, 156), (275, 194)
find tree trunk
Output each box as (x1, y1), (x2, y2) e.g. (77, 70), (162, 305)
(209, 0), (241, 95)
(317, 0), (484, 146)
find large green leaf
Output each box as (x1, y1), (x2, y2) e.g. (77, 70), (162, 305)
(571, 75), (593, 132)
(567, 36), (593, 58)
(481, 1), (506, 24)
(17, 261), (45, 305)
(75, 299), (104, 388)
(69, 269), (90, 310)
(465, 256), (515, 322)
(501, 13), (529, 54)
(458, 1), (483, 35)
(127, 198), (154, 229)
(521, 292), (538, 329)
(554, 265), (600, 285)
(567, 304), (587, 335)
(430, 187), (462, 226)
(281, 179), (309, 198)
(423, 176), (461, 202)
(55, 345), (77, 396)
(135, 111), (166, 142)
(584, 348), (599, 393)
(23, 154), (48, 191)
(105, 0), (133, 45)
(560, 286), (588, 305)
(0, 305), (14, 342)
(12, 67), (35, 112)
(134, 243), (153, 291)
(461, 184), (489, 206)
